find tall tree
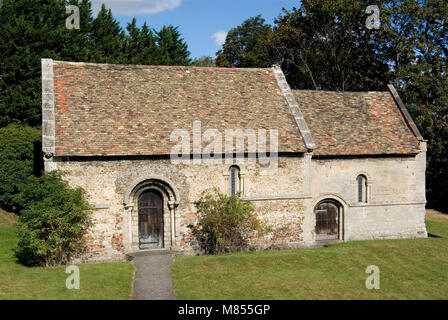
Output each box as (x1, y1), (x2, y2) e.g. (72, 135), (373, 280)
(0, 0), (192, 128)
(270, 0), (390, 91)
(380, 0), (448, 211)
(155, 25), (191, 66)
(0, 0), (94, 127)
(121, 18), (159, 65)
(90, 3), (124, 63)
(216, 15), (272, 68)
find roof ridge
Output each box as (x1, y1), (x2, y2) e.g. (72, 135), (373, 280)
(292, 89), (388, 94)
(51, 59), (270, 72)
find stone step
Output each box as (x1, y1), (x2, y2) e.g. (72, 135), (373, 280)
(126, 249), (175, 260)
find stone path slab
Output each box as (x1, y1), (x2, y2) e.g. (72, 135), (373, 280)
(130, 251), (175, 300)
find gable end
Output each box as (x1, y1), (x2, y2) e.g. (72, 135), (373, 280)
(387, 84), (424, 141)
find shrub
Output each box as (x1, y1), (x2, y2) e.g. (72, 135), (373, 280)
(191, 188), (264, 254)
(14, 171), (93, 267)
(0, 124), (42, 212)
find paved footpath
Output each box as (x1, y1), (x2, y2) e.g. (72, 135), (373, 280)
(131, 251), (175, 300)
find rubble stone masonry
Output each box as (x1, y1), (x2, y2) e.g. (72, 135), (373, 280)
(46, 145), (427, 263)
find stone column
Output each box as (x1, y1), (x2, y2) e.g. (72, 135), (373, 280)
(123, 205), (134, 251)
(168, 201), (176, 249)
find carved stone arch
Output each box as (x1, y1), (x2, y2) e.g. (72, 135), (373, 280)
(314, 193), (348, 210)
(354, 170), (371, 182)
(123, 175), (180, 208)
(122, 175), (180, 251)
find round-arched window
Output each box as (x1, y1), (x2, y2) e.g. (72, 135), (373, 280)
(229, 166), (240, 196)
(357, 175), (367, 203)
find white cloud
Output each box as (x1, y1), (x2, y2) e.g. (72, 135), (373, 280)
(91, 0), (182, 16)
(211, 30), (228, 48)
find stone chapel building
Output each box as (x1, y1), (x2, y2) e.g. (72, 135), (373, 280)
(41, 59), (427, 263)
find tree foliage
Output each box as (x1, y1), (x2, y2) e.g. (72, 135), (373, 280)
(90, 3), (124, 64)
(216, 15), (272, 68)
(270, 0), (390, 91)
(380, 0), (448, 211)
(192, 56), (216, 67)
(0, 0), (92, 127)
(0, 0), (192, 127)
(155, 25), (191, 66)
(0, 125), (41, 213)
(121, 18), (157, 65)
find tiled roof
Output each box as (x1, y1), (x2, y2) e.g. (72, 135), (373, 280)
(47, 60), (421, 157)
(51, 61), (306, 156)
(293, 90), (421, 156)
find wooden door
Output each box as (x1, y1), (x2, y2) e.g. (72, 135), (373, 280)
(314, 201), (339, 240)
(138, 190), (163, 249)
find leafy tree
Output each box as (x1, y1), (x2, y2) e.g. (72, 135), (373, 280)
(134, 23), (159, 64)
(270, 0), (390, 91)
(0, 0), (53, 127)
(380, 0), (448, 211)
(192, 56), (216, 67)
(216, 15), (272, 68)
(15, 171), (93, 267)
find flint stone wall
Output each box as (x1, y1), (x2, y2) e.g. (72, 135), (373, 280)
(52, 156), (307, 263)
(48, 148), (427, 263)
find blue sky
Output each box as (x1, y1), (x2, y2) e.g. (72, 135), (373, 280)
(91, 0), (301, 59)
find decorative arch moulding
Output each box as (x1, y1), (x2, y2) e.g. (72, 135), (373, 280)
(123, 175), (180, 208)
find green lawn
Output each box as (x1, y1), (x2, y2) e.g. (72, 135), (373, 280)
(172, 209), (448, 299)
(0, 209), (134, 300)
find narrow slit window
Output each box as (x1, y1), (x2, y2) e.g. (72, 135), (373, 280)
(357, 175), (367, 203)
(230, 166), (240, 196)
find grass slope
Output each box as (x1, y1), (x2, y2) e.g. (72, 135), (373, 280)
(0, 209), (134, 300)
(172, 210), (448, 300)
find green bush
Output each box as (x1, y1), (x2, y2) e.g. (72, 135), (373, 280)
(14, 171), (93, 267)
(0, 124), (42, 212)
(191, 189), (264, 254)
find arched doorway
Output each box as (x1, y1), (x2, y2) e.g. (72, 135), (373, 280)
(314, 200), (341, 240)
(123, 175), (180, 252)
(138, 190), (164, 249)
